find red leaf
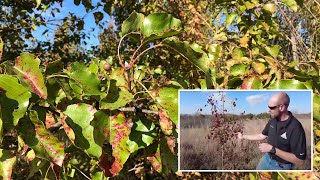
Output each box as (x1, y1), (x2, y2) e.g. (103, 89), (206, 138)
(98, 152), (114, 177)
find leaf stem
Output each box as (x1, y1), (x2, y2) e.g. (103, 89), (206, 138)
(117, 32), (141, 70)
(130, 44), (165, 68)
(71, 164), (91, 180)
(133, 79), (155, 101)
(46, 74), (69, 79)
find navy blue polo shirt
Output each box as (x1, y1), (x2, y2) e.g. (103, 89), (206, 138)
(262, 113), (307, 164)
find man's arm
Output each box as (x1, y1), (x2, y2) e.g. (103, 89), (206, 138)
(238, 132), (267, 141)
(259, 143), (304, 166)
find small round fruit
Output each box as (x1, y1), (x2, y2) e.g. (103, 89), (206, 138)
(103, 63), (111, 71)
(150, 91), (157, 98)
(253, 63), (266, 74)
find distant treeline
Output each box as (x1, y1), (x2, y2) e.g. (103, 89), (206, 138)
(180, 113), (311, 129)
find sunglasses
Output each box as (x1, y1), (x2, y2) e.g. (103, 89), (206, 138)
(268, 105), (280, 110)
(268, 104), (288, 110)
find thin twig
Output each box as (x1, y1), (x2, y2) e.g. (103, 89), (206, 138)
(130, 44), (165, 68)
(46, 74), (69, 79)
(117, 32), (141, 70)
(133, 79), (155, 101)
(118, 107), (158, 115)
(71, 165), (91, 180)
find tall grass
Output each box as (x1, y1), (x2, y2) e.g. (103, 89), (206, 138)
(180, 114), (311, 170)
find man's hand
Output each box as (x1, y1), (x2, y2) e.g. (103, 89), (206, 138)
(259, 143), (273, 153)
(237, 132), (243, 140)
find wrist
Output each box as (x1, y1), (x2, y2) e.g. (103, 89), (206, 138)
(270, 146), (276, 154)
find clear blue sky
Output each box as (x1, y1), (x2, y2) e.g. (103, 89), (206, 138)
(32, 0), (110, 48)
(179, 90), (312, 115)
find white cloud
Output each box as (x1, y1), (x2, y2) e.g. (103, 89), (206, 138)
(246, 94), (268, 106)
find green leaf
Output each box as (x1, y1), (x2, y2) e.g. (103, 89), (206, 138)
(100, 80), (133, 110)
(0, 149), (16, 180)
(109, 67), (127, 87)
(29, 110), (65, 166)
(127, 118), (157, 153)
(0, 75), (31, 127)
(281, 0), (298, 11)
(268, 80), (308, 89)
(225, 12), (237, 28)
(141, 13), (182, 42)
(18, 119), (48, 160)
(314, 94), (320, 122)
(244, 1), (255, 10)
(13, 52), (47, 99)
(91, 110), (110, 147)
(160, 137), (178, 174)
(93, 11), (104, 24)
(162, 37), (213, 76)
(109, 113), (131, 176)
(88, 63), (99, 74)
(69, 70), (104, 96)
(156, 87), (178, 125)
(230, 64), (246, 76)
(208, 44), (221, 62)
(64, 104), (102, 158)
(92, 171), (108, 180)
(70, 62), (87, 72)
(265, 45), (281, 58)
(121, 11), (144, 35)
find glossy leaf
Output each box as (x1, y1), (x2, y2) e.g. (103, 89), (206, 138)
(100, 80), (133, 110)
(0, 149), (16, 180)
(64, 104), (102, 158)
(314, 94), (320, 122)
(156, 87), (178, 125)
(109, 113), (131, 176)
(230, 64), (246, 76)
(162, 37), (214, 77)
(29, 110), (65, 166)
(13, 52), (47, 99)
(127, 118), (157, 153)
(142, 13), (182, 42)
(18, 119), (48, 160)
(91, 110), (110, 146)
(69, 70), (104, 96)
(121, 11), (144, 35)
(265, 45), (281, 58)
(0, 75), (31, 127)
(268, 79), (308, 89)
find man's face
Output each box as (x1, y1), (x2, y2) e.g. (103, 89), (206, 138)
(268, 100), (281, 119)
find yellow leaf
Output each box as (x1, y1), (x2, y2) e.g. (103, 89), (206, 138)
(240, 34), (250, 47)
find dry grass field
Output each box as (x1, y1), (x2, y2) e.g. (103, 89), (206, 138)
(179, 114), (312, 170)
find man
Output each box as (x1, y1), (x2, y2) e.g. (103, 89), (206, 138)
(238, 92), (306, 170)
